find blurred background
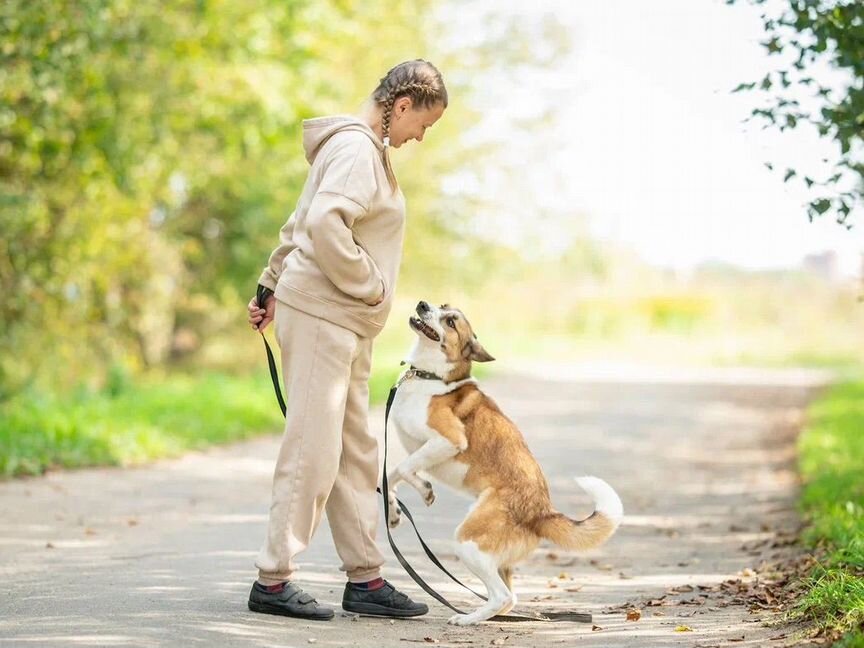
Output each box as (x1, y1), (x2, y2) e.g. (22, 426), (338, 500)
(1, 0), (862, 476)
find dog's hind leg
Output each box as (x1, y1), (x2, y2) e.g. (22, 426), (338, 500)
(496, 566), (516, 615)
(447, 541), (516, 626)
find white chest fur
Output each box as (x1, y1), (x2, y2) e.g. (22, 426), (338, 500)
(388, 376), (476, 494)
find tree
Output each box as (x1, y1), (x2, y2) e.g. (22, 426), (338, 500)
(729, 0), (863, 226)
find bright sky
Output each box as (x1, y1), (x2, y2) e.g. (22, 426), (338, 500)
(437, 0), (863, 277)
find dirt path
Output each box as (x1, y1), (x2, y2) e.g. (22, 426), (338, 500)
(0, 365), (830, 647)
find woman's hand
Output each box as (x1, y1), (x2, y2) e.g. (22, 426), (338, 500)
(248, 294), (276, 331)
(366, 279), (386, 306)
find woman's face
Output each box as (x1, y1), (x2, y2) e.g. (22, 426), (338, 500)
(389, 98), (446, 148)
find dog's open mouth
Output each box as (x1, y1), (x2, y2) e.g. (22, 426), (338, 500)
(409, 316), (440, 342)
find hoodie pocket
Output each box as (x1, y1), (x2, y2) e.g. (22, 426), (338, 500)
(361, 259), (387, 307)
(352, 233), (387, 307)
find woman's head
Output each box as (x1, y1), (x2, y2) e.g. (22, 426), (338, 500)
(369, 59), (447, 192)
(372, 59), (448, 149)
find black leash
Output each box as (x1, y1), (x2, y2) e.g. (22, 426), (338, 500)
(257, 320), (591, 623)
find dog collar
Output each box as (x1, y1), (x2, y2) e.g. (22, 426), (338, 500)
(395, 363), (477, 393)
(402, 365), (443, 381)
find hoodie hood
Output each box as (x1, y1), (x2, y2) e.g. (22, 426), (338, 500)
(302, 114), (385, 165)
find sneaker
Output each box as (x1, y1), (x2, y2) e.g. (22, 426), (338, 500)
(248, 581), (335, 621)
(342, 580), (429, 618)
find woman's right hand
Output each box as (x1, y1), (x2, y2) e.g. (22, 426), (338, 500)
(365, 278), (386, 306)
(248, 294), (276, 331)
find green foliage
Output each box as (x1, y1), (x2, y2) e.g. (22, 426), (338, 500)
(0, 371), (284, 477)
(793, 379), (864, 642)
(0, 0), (460, 398)
(728, 0), (863, 225)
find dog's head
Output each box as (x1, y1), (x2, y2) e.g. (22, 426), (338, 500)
(405, 301), (494, 381)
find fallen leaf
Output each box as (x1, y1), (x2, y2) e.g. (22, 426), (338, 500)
(591, 625), (603, 632)
(674, 625), (692, 632)
(84, 528), (97, 536)
(626, 609), (641, 621)
(557, 572), (570, 580)
(546, 552), (559, 560)
(491, 639), (506, 646)
(45, 542), (54, 549)
(728, 636), (746, 642)
(670, 584), (694, 593)
(564, 586), (583, 593)
(128, 519), (139, 527)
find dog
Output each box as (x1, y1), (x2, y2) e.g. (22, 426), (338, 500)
(385, 301), (624, 625)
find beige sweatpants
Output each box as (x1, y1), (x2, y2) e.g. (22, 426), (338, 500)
(255, 300), (386, 585)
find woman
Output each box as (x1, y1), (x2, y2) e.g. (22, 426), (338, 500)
(246, 59), (447, 621)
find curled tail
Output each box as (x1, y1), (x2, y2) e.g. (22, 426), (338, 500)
(534, 476), (624, 551)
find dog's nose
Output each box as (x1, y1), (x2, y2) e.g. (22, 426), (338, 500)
(417, 301), (430, 313)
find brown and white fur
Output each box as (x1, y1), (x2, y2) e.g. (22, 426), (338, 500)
(386, 301), (624, 626)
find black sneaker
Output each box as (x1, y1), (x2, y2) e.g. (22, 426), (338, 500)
(342, 580), (429, 618)
(248, 581), (335, 621)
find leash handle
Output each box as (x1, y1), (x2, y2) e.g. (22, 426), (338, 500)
(256, 285), (285, 416)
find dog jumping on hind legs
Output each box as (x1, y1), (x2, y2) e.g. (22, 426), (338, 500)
(385, 300), (624, 626)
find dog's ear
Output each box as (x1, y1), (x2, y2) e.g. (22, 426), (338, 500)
(469, 339), (495, 363)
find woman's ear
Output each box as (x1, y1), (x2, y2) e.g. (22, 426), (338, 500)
(394, 95), (412, 116)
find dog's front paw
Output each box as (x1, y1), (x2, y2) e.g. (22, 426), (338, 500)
(387, 494), (402, 528)
(422, 480), (435, 506)
(447, 613), (480, 626)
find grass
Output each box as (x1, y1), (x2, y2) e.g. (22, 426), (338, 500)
(792, 379), (864, 643)
(0, 338), (493, 479)
(0, 372), (285, 478)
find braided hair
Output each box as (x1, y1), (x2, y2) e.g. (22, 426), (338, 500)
(370, 59), (448, 194)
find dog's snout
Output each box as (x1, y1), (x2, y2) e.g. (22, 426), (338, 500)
(417, 301), (430, 314)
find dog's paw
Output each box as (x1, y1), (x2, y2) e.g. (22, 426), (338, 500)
(388, 509), (402, 528)
(447, 613), (480, 626)
(387, 496), (402, 528)
(422, 480), (435, 506)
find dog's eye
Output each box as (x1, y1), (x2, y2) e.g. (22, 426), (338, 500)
(446, 317), (456, 329)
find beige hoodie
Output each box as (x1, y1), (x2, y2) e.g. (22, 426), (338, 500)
(257, 115), (406, 339)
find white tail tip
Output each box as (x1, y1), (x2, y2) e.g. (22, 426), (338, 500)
(575, 475), (624, 527)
